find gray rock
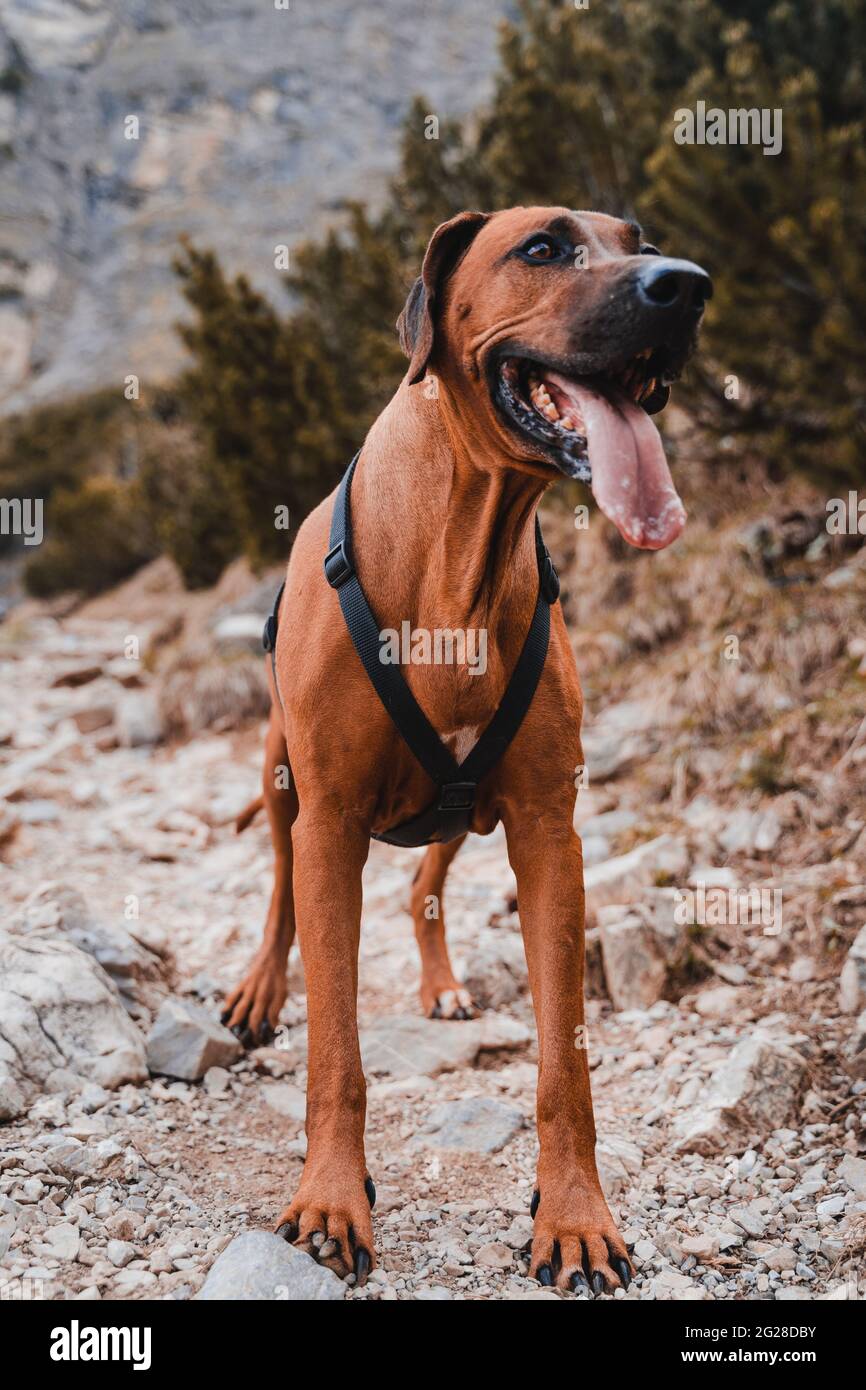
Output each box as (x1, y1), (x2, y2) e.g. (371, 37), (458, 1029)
(14, 883), (167, 1016)
(474, 1241), (514, 1268)
(719, 807), (782, 856)
(41, 1222), (80, 1260)
(840, 925), (866, 1014)
(261, 1082), (306, 1122)
(584, 834), (689, 908)
(598, 910), (667, 1011)
(115, 692), (165, 747)
(106, 1238), (136, 1268)
(461, 930), (528, 1009)
(673, 1033), (808, 1155)
(839, 1154), (866, 1200)
(197, 1231), (345, 1301)
(360, 1013), (531, 1082)
(596, 1136), (644, 1197)
(581, 700), (662, 781)
(145, 998), (241, 1081)
(412, 1096), (523, 1153)
(0, 928), (147, 1121)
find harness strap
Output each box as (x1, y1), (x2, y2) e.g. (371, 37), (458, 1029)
(321, 451), (559, 846)
(262, 579), (285, 709)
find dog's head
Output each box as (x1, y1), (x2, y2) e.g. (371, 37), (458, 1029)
(397, 207), (711, 550)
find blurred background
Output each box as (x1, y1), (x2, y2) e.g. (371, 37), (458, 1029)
(1, 0), (863, 602)
(1, 0), (866, 1304)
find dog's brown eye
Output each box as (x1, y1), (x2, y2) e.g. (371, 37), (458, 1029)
(521, 236), (560, 262)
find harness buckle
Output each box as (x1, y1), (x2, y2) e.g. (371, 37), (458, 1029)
(438, 782), (476, 813)
(324, 541), (354, 589)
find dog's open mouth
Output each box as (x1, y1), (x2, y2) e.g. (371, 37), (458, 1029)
(495, 352), (687, 550)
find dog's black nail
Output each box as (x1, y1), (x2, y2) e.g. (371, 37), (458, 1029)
(454, 1007), (468, 1020)
(365, 1177), (376, 1209)
(230, 1023), (243, 1040)
(530, 1188), (540, 1219)
(219, 1010), (231, 1026)
(431, 1003), (442, 1019)
(591, 1271), (605, 1297)
(626, 1241), (635, 1256)
(354, 1247), (371, 1285)
(276, 1221), (297, 1243)
(537, 1264), (553, 1286)
(570, 1270), (589, 1292)
(258, 1021), (274, 1045)
(612, 1257), (631, 1290)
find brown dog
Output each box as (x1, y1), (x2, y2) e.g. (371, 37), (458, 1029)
(223, 207), (710, 1292)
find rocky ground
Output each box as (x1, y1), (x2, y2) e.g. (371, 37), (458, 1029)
(1, 501), (866, 1302)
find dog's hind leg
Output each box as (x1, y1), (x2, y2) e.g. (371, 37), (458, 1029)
(409, 835), (475, 1019)
(222, 707), (298, 1047)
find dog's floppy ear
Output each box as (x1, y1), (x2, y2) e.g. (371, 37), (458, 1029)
(396, 211), (489, 385)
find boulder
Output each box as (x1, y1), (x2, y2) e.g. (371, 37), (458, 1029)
(145, 998), (241, 1081)
(673, 1032), (808, 1155)
(14, 883), (168, 1018)
(0, 931), (147, 1120)
(197, 1231), (345, 1301)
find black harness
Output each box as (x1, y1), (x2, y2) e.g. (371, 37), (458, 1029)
(264, 453), (559, 848)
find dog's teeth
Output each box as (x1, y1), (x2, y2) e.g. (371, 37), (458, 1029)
(543, 403), (559, 421)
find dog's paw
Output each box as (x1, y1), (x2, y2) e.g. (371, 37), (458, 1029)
(220, 953), (287, 1048)
(274, 1173), (376, 1285)
(527, 1184), (633, 1296)
(426, 986), (476, 1020)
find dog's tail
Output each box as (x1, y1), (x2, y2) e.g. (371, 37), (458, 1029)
(235, 795), (264, 834)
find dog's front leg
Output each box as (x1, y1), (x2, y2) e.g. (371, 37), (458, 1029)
(274, 808), (375, 1284)
(503, 818), (632, 1295)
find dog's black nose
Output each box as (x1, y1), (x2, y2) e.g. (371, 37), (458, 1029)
(637, 257), (712, 314)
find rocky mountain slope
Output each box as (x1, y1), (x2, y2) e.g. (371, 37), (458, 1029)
(0, 0), (509, 411)
(1, 479), (864, 1300)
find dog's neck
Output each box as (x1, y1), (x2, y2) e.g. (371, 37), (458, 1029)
(353, 381), (546, 649)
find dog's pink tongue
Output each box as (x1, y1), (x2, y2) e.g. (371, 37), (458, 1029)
(547, 372), (686, 549)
